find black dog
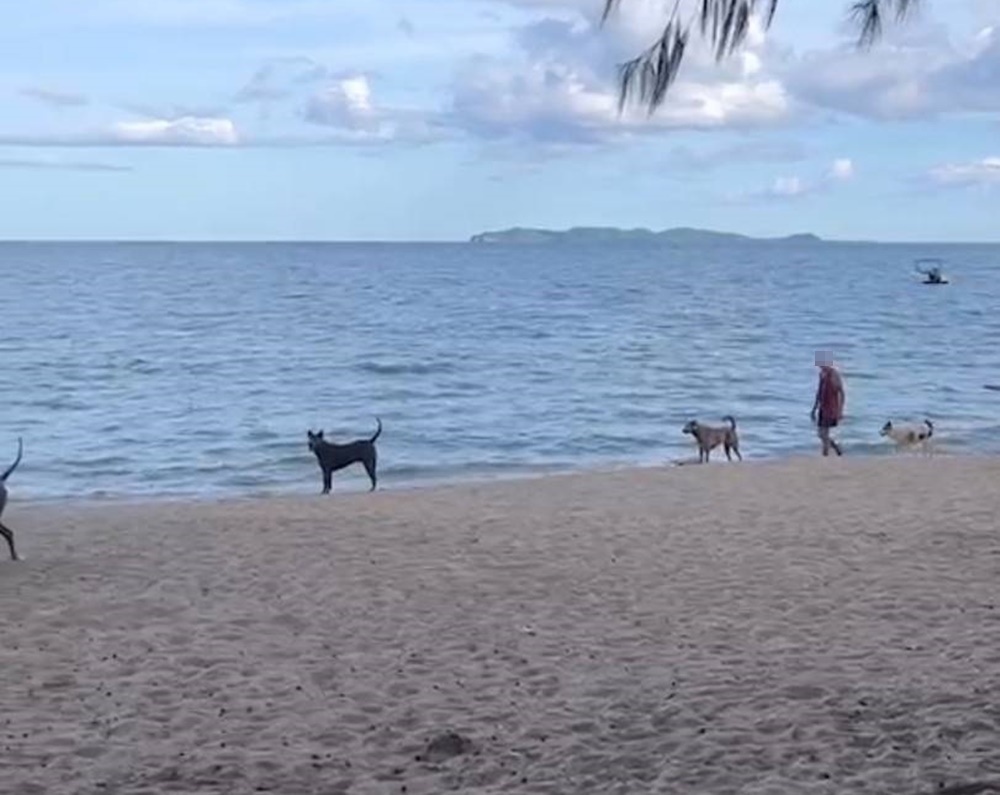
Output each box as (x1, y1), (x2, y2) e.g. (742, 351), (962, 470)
(307, 419), (381, 494)
(0, 438), (23, 561)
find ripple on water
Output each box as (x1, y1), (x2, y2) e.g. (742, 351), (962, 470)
(2, 241), (1000, 499)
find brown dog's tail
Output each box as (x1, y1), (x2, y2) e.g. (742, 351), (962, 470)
(722, 415), (737, 430)
(370, 418), (382, 443)
(2, 437), (22, 482)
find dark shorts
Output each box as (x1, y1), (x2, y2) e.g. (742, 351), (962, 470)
(817, 414), (838, 429)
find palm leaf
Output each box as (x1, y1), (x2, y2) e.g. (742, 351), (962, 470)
(603, 0), (920, 113)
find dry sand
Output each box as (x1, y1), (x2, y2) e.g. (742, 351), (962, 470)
(3, 457), (1000, 795)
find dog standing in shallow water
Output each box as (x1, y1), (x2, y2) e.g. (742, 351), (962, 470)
(307, 419), (381, 494)
(880, 419), (934, 455)
(682, 416), (742, 463)
(0, 438), (23, 560)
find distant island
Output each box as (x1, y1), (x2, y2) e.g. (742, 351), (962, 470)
(469, 227), (824, 245)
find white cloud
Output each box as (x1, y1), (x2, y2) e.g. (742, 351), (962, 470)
(730, 156), (855, 203)
(302, 74), (449, 145)
(305, 75), (378, 130)
(726, 174), (811, 203)
(91, 0), (341, 27)
(450, 13), (791, 146)
(655, 78), (789, 128)
(0, 157), (131, 172)
(829, 158), (855, 180)
(11, 0), (993, 159)
(929, 156), (1000, 187)
(770, 176), (805, 196)
(451, 59), (618, 143)
(111, 117), (240, 146)
(741, 51), (763, 78)
(784, 22), (1000, 120)
(504, 1), (1000, 124)
(0, 123), (439, 149)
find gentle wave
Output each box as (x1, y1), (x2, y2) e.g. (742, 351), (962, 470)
(355, 360), (458, 377)
(2, 241), (1000, 501)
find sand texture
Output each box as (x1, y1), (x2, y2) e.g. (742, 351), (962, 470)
(3, 457), (1000, 794)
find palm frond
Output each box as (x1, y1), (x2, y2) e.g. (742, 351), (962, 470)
(601, 0), (623, 24)
(890, 0), (918, 22)
(851, 0), (919, 48)
(617, 20), (689, 115)
(763, 0), (778, 27)
(606, 0), (919, 113)
(613, 1), (778, 114)
(850, 0), (882, 47)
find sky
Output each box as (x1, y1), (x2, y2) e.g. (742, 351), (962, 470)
(0, 0), (998, 241)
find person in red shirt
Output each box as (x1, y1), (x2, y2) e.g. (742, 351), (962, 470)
(811, 351), (845, 457)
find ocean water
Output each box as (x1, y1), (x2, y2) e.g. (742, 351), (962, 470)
(2, 241), (999, 501)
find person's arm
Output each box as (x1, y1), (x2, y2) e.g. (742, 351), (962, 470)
(828, 369), (845, 418)
(811, 373), (823, 420)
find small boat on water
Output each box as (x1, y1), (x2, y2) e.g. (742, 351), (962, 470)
(914, 257), (950, 285)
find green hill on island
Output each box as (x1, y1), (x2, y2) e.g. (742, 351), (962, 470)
(469, 227), (824, 245)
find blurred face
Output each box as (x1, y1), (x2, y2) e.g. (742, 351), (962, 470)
(815, 350), (833, 368)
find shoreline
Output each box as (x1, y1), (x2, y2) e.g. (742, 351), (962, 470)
(10, 447), (979, 510)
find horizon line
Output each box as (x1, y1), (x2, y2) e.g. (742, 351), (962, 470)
(0, 237), (998, 245)
(0, 235), (1000, 248)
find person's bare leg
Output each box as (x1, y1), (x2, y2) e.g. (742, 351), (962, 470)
(818, 426), (830, 457)
(829, 435), (843, 456)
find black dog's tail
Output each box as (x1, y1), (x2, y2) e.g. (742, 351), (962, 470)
(722, 415), (737, 430)
(2, 437), (22, 482)
(924, 419), (934, 437)
(370, 418), (382, 443)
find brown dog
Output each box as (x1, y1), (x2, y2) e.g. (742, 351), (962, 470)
(682, 416), (742, 463)
(0, 437), (23, 560)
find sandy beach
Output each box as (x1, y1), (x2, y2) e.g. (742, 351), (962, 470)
(3, 457), (1000, 794)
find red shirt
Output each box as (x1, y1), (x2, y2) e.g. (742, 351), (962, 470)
(817, 366), (844, 419)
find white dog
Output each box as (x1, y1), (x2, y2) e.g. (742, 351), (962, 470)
(880, 419), (934, 455)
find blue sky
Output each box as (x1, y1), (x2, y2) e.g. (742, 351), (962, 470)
(0, 0), (998, 241)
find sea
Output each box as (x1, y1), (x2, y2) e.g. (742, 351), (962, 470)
(2, 241), (999, 501)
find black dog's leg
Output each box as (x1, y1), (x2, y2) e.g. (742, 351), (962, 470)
(0, 521), (17, 561)
(362, 450), (377, 492)
(322, 468), (332, 495)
